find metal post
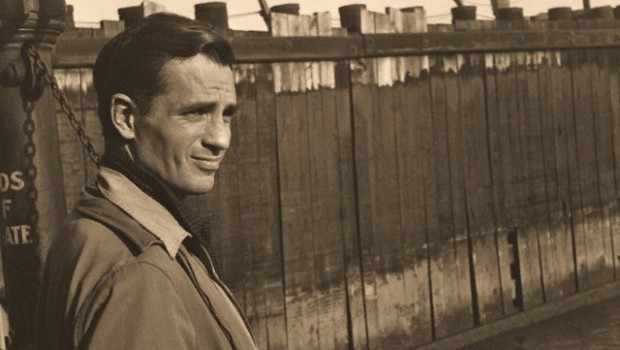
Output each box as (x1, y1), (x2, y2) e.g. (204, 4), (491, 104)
(0, 0), (67, 348)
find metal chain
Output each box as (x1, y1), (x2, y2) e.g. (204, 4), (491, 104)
(25, 45), (101, 164)
(22, 101), (39, 240)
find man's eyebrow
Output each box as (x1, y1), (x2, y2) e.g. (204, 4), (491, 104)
(179, 101), (217, 114)
(178, 101), (238, 115)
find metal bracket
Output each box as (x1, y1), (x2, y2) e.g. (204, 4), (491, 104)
(0, 42), (45, 102)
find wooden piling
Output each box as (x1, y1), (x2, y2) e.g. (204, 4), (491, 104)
(195, 2), (229, 29)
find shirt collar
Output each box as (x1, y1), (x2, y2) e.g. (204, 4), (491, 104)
(96, 166), (190, 259)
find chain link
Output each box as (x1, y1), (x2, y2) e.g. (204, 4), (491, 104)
(25, 45), (101, 164)
(22, 100), (40, 235)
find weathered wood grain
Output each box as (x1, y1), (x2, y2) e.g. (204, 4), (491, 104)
(396, 76), (434, 346)
(333, 59), (368, 350)
(512, 51), (545, 310)
(483, 53), (518, 317)
(428, 54), (474, 339)
(588, 48), (616, 283)
(395, 7), (434, 347)
(570, 49), (613, 290)
(458, 52), (503, 323)
(537, 51), (578, 300)
(610, 49), (620, 280)
(254, 63), (288, 350)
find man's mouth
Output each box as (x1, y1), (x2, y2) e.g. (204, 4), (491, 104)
(191, 156), (221, 171)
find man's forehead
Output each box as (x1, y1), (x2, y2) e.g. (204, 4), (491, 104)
(159, 55), (235, 90)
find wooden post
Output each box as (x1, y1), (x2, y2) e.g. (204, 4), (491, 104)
(496, 7), (524, 20)
(451, 6), (477, 21)
(491, 0), (510, 16)
(0, 1), (67, 348)
(195, 2), (229, 29)
(548, 7), (573, 21)
(338, 4), (367, 33)
(118, 1), (166, 27)
(586, 6), (614, 19)
(583, 0), (591, 10)
(64, 5), (75, 29)
(573, 10), (586, 19)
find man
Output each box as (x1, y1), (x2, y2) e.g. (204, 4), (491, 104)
(36, 13), (257, 350)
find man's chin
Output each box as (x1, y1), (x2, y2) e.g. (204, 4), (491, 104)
(173, 179), (215, 198)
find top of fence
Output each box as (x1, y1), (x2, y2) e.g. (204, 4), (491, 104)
(53, 1), (620, 67)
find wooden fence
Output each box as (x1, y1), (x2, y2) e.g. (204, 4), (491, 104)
(51, 4), (620, 350)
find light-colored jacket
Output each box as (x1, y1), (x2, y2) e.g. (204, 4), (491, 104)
(36, 169), (256, 350)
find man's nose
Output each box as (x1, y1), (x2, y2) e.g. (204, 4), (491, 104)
(201, 118), (231, 155)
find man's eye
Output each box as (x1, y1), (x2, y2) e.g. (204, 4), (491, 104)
(182, 104), (217, 117)
(224, 106), (238, 117)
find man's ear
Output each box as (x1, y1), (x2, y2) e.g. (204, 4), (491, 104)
(110, 93), (138, 141)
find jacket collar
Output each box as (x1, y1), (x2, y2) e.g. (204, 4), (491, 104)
(96, 166), (190, 259)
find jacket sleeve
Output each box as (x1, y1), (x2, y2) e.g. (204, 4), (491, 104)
(75, 261), (196, 350)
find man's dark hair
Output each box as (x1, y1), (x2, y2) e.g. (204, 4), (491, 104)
(93, 12), (235, 150)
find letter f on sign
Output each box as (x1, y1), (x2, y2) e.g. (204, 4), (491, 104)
(1, 199), (11, 220)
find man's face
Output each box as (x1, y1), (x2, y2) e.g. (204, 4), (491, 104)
(132, 54), (237, 195)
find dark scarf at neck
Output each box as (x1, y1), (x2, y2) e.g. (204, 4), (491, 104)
(99, 146), (219, 273)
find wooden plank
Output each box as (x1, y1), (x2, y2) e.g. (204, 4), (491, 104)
(271, 12), (321, 350)
(333, 59), (368, 350)
(303, 14), (350, 350)
(570, 48), (613, 289)
(458, 52), (503, 323)
(54, 30), (620, 67)
(442, 54), (475, 331)
(307, 74), (347, 350)
(270, 13), (291, 94)
(229, 64), (267, 348)
(536, 26), (580, 299)
(589, 48), (616, 281)
(254, 63), (288, 350)
(558, 50), (589, 293)
(497, 50), (519, 316)
(514, 52), (546, 310)
(611, 49), (620, 280)
(428, 55), (473, 339)
(537, 51), (578, 300)
(54, 68), (85, 214)
(396, 60), (433, 346)
(394, 8), (434, 347)
(276, 92), (318, 350)
(492, 52), (545, 312)
(349, 8), (381, 349)
(311, 85), (349, 350)
(351, 80), (381, 348)
(367, 10), (412, 349)
(483, 53), (518, 317)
